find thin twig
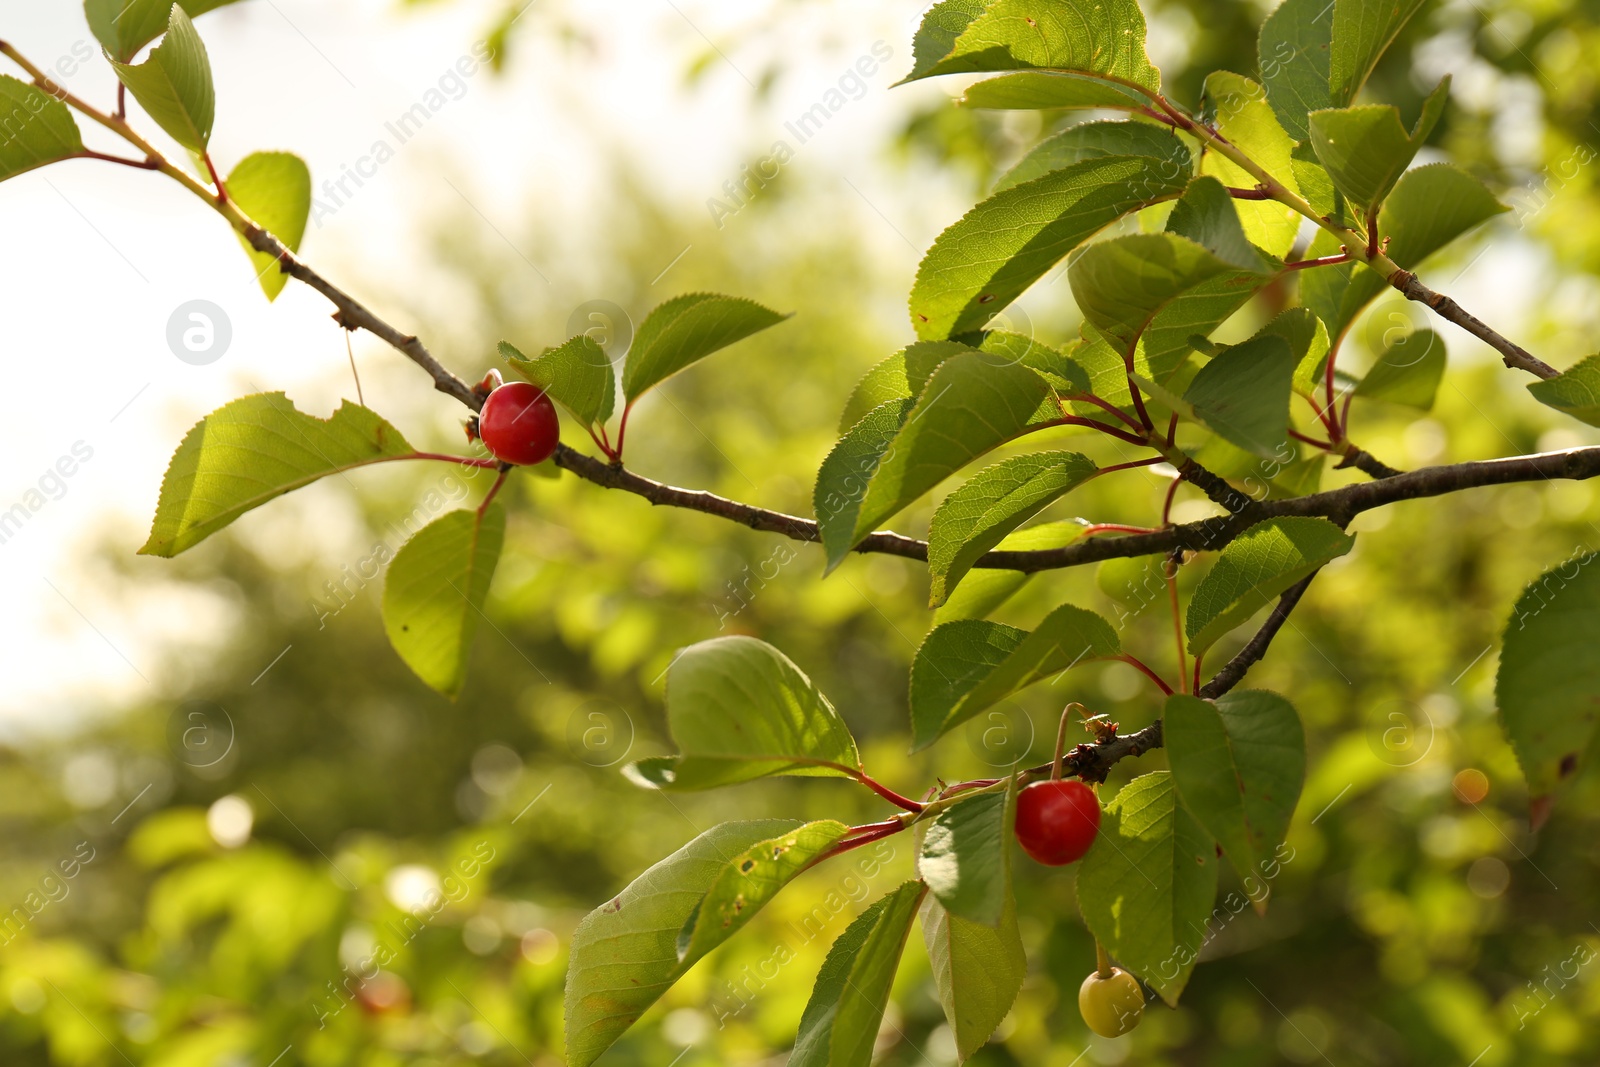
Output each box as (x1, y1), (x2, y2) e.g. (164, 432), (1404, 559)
(1198, 572), (1319, 699)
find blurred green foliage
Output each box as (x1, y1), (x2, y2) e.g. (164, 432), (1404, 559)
(3, 0), (1600, 1064)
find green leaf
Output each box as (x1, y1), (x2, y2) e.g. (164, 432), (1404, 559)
(939, 603), (1121, 742)
(790, 881), (926, 1067)
(928, 451), (1098, 606)
(1133, 272), (1272, 385)
(838, 342), (973, 434)
(960, 71), (1151, 112)
(139, 393), (414, 557)
(565, 820), (800, 1067)
(910, 153), (1192, 340)
(623, 636), (860, 790)
(1328, 0), (1428, 108)
(1165, 175), (1274, 274)
(621, 293), (788, 401)
(1257, 0), (1427, 141)
(502, 337), (616, 428)
(0, 76), (84, 183)
(934, 521), (1089, 625)
(1182, 335), (1296, 458)
(1307, 78), (1449, 216)
(903, 0), (989, 82)
(974, 331), (1093, 395)
(110, 5), (215, 154)
(85, 0), (245, 63)
(381, 506), (504, 698)
(1300, 164), (1507, 341)
(905, 0), (1162, 91)
(1496, 559), (1600, 807)
(676, 820), (852, 965)
(919, 777), (1016, 926)
(1200, 72), (1304, 257)
(1077, 771), (1217, 1005)
(921, 891), (1026, 1061)
(1068, 233), (1261, 357)
(1186, 517), (1354, 656)
(993, 120), (1192, 194)
(910, 620), (1027, 752)
(1164, 690), (1305, 904)
(1355, 328), (1446, 410)
(815, 398), (916, 565)
(1257, 0), (1334, 142)
(1527, 354), (1600, 427)
(226, 151), (310, 301)
(1260, 307), (1335, 398)
(845, 354), (1060, 561)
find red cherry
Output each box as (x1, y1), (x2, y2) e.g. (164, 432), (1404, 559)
(1014, 779), (1100, 865)
(478, 382), (560, 465)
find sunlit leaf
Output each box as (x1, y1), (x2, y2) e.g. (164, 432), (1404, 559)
(919, 777), (1016, 926)
(140, 393), (414, 557)
(933, 522), (1089, 625)
(623, 636), (860, 790)
(790, 881), (926, 1067)
(911, 153), (1192, 340)
(0, 76), (84, 183)
(677, 820), (852, 964)
(566, 820), (801, 1067)
(928, 451), (1097, 606)
(993, 119), (1191, 194)
(86, 0), (245, 63)
(910, 620), (1026, 751)
(1077, 771), (1217, 1005)
(904, 0), (1162, 91)
(226, 151), (310, 301)
(1200, 71), (1304, 257)
(1307, 78), (1449, 216)
(845, 354), (1060, 561)
(381, 506), (504, 698)
(1186, 517), (1354, 656)
(1165, 690), (1305, 904)
(503, 337), (616, 428)
(111, 5), (215, 153)
(1182, 335), (1296, 458)
(815, 397), (916, 565)
(621, 293), (788, 401)
(921, 885), (1025, 1060)
(1527, 354), (1600, 428)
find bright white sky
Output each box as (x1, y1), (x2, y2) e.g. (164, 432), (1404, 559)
(0, 0), (1557, 736)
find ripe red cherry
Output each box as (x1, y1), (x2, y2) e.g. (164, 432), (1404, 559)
(478, 382), (560, 465)
(1015, 779), (1100, 865)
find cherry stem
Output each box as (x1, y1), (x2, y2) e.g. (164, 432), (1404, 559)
(1096, 939), (1113, 979)
(477, 465), (511, 514)
(1051, 702), (1086, 781)
(612, 400), (635, 464)
(202, 152), (228, 205)
(1063, 393), (1145, 433)
(72, 148), (158, 170)
(408, 452), (501, 469)
(1097, 457), (1164, 475)
(1165, 556), (1188, 694)
(854, 771), (924, 813)
(940, 778), (999, 798)
(1058, 415), (1149, 447)
(1161, 475), (1181, 526)
(1283, 253), (1353, 272)
(1225, 185), (1273, 200)
(1191, 651), (1204, 697)
(1324, 333), (1346, 442)
(1288, 428), (1335, 451)
(1117, 653), (1175, 696)
(115, 81), (126, 120)
(1082, 523), (1160, 537)
(1165, 412), (1179, 449)
(814, 820), (906, 864)
(343, 330), (364, 406)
